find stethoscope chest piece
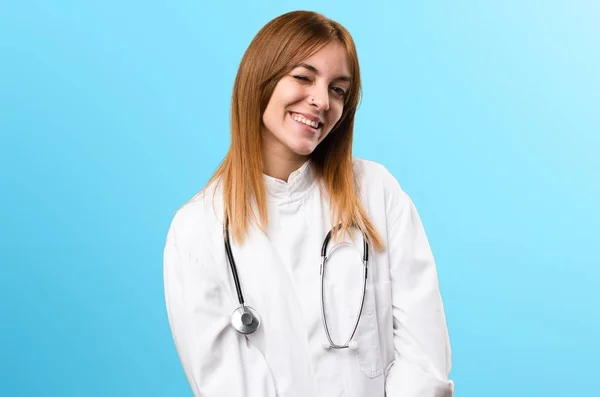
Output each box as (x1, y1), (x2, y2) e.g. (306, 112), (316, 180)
(231, 305), (261, 334)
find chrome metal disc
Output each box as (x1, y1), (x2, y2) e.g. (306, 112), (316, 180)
(231, 305), (260, 334)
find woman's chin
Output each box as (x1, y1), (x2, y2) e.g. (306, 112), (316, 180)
(290, 144), (317, 157)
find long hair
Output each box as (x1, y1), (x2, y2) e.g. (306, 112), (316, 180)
(206, 10), (384, 250)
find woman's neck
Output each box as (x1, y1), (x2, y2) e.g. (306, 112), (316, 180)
(262, 151), (308, 182)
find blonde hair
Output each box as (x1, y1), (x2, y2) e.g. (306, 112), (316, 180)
(206, 10), (384, 250)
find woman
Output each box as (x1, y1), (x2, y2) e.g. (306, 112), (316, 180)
(164, 10), (454, 397)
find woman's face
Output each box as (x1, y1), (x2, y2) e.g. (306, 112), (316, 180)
(261, 41), (350, 161)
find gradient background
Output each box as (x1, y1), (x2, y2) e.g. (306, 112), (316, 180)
(1, 1), (599, 396)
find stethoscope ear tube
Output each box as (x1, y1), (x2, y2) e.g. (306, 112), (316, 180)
(322, 340), (358, 350)
(321, 223), (369, 263)
(320, 224), (369, 349)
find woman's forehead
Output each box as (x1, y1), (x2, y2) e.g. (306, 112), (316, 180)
(293, 42), (351, 80)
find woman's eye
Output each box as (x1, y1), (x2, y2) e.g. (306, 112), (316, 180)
(293, 75), (311, 82)
(331, 87), (347, 97)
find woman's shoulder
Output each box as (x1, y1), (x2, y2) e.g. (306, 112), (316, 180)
(352, 157), (411, 213)
(352, 157), (404, 192)
(165, 180), (223, 248)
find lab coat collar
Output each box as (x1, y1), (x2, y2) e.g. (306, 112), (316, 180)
(262, 160), (315, 201)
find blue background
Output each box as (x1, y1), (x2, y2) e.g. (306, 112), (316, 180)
(1, 1), (599, 396)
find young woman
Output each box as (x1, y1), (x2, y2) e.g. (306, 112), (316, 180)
(164, 10), (454, 397)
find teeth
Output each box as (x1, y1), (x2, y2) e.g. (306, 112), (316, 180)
(292, 113), (320, 128)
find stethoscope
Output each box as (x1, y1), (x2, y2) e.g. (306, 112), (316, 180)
(224, 217), (369, 349)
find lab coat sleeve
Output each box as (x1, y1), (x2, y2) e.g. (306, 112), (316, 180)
(384, 186), (454, 396)
(163, 215), (277, 397)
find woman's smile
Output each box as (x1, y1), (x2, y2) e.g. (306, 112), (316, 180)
(290, 112), (322, 133)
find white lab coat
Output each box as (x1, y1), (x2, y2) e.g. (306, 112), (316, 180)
(163, 158), (454, 397)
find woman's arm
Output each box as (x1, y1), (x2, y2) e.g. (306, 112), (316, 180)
(163, 214), (277, 397)
(384, 184), (454, 396)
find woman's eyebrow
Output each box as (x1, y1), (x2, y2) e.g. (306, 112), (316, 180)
(295, 62), (351, 83)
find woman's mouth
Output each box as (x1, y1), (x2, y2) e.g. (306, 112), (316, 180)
(290, 112), (322, 130)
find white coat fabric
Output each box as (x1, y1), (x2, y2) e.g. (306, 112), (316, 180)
(163, 158), (454, 397)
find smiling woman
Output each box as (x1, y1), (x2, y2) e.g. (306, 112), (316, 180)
(261, 43), (350, 167)
(163, 10), (454, 397)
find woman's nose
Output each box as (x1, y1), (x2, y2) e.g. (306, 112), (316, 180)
(309, 84), (330, 111)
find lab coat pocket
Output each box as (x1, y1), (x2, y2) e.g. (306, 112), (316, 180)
(354, 284), (384, 379)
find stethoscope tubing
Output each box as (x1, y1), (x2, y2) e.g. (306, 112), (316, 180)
(224, 216), (369, 346)
(224, 217), (246, 306)
(320, 255), (368, 349)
